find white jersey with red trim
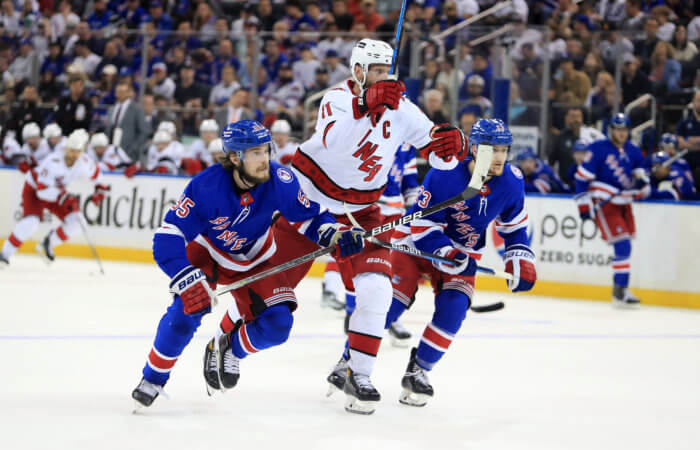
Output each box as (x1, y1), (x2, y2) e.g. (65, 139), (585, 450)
(146, 141), (185, 174)
(20, 141), (53, 164)
(42, 136), (66, 154)
(25, 150), (103, 202)
(274, 141), (298, 166)
(293, 79), (456, 214)
(86, 145), (133, 171)
(186, 139), (215, 167)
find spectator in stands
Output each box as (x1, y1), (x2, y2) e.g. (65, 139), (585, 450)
(354, 0), (384, 32)
(41, 41), (68, 79)
(6, 85), (42, 144)
(461, 48), (492, 99)
(142, 93), (156, 131)
(459, 109), (477, 136)
(147, 1), (173, 31)
(260, 62), (304, 118)
(194, 3), (217, 44)
(95, 39), (126, 77)
(286, 0), (317, 32)
(87, 0), (111, 31)
(554, 56), (591, 106)
(209, 64), (240, 107)
(635, 17), (660, 73)
(422, 89), (448, 125)
(147, 62), (175, 101)
(620, 53), (652, 107)
(421, 58), (440, 96)
(174, 64), (209, 108)
(121, 0), (148, 29)
(257, 0), (279, 31)
(73, 40), (102, 75)
(651, 5), (675, 42)
(55, 74), (92, 135)
(106, 81), (150, 161)
(586, 71), (614, 121)
(649, 40), (681, 94)
(213, 39), (241, 82)
(261, 39), (288, 82)
(671, 25), (698, 62)
(435, 57), (464, 112)
(582, 52), (604, 85)
(548, 106), (603, 185)
(215, 87), (255, 130)
(622, 0), (646, 31)
(8, 39), (34, 87)
(461, 74), (492, 116)
(325, 49), (350, 85)
(1, 0), (21, 36)
(293, 45), (322, 90)
(39, 70), (61, 103)
(676, 90), (700, 189)
(166, 45), (186, 79)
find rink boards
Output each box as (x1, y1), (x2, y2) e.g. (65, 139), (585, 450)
(1, 167), (699, 308)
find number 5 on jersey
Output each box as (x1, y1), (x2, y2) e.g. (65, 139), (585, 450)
(171, 194), (195, 218)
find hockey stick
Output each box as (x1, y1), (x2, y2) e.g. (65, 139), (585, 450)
(389, 0), (408, 78)
(660, 149), (688, 168)
(215, 146), (495, 296)
(77, 214), (105, 275)
(342, 202), (513, 280)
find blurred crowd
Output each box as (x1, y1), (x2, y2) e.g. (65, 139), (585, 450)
(0, 0), (700, 199)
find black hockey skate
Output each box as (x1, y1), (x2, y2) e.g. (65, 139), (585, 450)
(0, 253), (9, 269)
(321, 282), (345, 310)
(388, 320), (411, 348)
(343, 368), (381, 415)
(203, 338), (220, 395)
(132, 377), (166, 411)
(612, 285), (641, 309)
(35, 234), (55, 264)
(211, 332), (240, 393)
(399, 347), (434, 407)
(326, 357), (348, 397)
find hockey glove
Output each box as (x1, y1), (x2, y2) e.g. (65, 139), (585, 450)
(504, 244), (537, 293)
(353, 80), (405, 125)
(317, 223), (365, 260)
(18, 157), (35, 173)
(432, 246), (476, 275)
(90, 184), (110, 206)
(57, 191), (80, 214)
(419, 124), (467, 163)
(574, 192), (594, 221)
(182, 158), (204, 176)
(124, 163), (140, 178)
(170, 265), (216, 315)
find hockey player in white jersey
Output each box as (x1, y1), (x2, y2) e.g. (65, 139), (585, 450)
(42, 123), (66, 153)
(10, 123), (52, 173)
(271, 119), (297, 166)
(145, 130), (185, 174)
(291, 38), (467, 414)
(0, 129), (110, 268)
(86, 132), (133, 172)
(182, 119), (219, 175)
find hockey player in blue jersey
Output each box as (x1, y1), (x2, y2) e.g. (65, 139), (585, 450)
(567, 140), (589, 185)
(574, 113), (649, 308)
(515, 146), (571, 193)
(659, 133), (693, 175)
(342, 143), (419, 345)
(384, 119), (537, 406)
(131, 120), (364, 408)
(648, 151), (697, 200)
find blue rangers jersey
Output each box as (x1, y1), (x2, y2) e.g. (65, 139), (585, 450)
(392, 161), (530, 258)
(523, 159), (570, 194)
(379, 143), (419, 217)
(649, 161), (697, 201)
(153, 161), (335, 278)
(574, 139), (647, 205)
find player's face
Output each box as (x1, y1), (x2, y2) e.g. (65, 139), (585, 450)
(662, 143), (676, 156)
(573, 150), (586, 165)
(94, 145), (107, 157)
(273, 132), (288, 146)
(156, 142), (169, 152)
(519, 158), (536, 176)
(610, 128), (628, 146)
(49, 136), (61, 147)
(489, 145), (508, 176)
(27, 136), (40, 149)
(240, 144), (270, 184)
(201, 131), (217, 144)
(64, 148), (81, 167)
(364, 64), (391, 88)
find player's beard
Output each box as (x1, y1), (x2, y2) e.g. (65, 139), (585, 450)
(237, 161), (270, 186)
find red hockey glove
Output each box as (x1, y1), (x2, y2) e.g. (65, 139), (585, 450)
(181, 158), (204, 176)
(57, 191), (80, 213)
(432, 246), (476, 275)
(280, 154), (293, 166)
(504, 244), (537, 293)
(124, 163), (140, 178)
(419, 124), (467, 162)
(352, 80), (405, 121)
(155, 165), (170, 174)
(317, 223), (365, 261)
(91, 184), (110, 206)
(18, 159), (32, 173)
(169, 266), (216, 315)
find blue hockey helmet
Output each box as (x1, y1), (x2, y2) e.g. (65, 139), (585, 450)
(515, 146), (537, 162)
(660, 133), (678, 149)
(610, 112), (630, 129)
(651, 150), (670, 166)
(572, 140), (588, 152)
(469, 118), (513, 155)
(221, 120), (272, 158)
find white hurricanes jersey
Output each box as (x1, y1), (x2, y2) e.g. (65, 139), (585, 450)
(25, 151), (103, 202)
(42, 136), (66, 154)
(293, 79), (456, 214)
(274, 141), (298, 166)
(21, 141), (53, 164)
(185, 139), (214, 167)
(146, 141), (185, 174)
(86, 145), (133, 171)
(2, 136), (22, 162)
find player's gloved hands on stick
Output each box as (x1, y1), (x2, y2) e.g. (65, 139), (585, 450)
(170, 265), (216, 315)
(318, 224), (365, 260)
(18, 159), (33, 173)
(433, 246), (476, 275)
(504, 244), (537, 293)
(57, 191), (80, 213)
(353, 80), (405, 126)
(574, 193), (595, 221)
(91, 184), (110, 206)
(420, 124), (467, 162)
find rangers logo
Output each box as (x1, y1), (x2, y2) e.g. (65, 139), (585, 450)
(277, 168), (293, 183)
(510, 166), (523, 179)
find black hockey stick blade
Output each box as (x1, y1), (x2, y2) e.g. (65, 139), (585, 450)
(470, 302), (505, 313)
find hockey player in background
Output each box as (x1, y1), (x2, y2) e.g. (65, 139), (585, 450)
(144, 130), (184, 174)
(131, 120), (364, 408)
(271, 119), (297, 166)
(567, 140), (589, 184)
(86, 132), (133, 172)
(293, 38), (467, 414)
(574, 113), (648, 307)
(9, 123), (52, 172)
(42, 123), (66, 153)
(0, 129), (109, 268)
(181, 119), (219, 175)
(385, 118), (536, 407)
(647, 150), (697, 200)
(515, 146), (570, 193)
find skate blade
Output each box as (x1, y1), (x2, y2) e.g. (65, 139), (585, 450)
(612, 299), (641, 309)
(390, 335), (411, 348)
(344, 396), (376, 415)
(132, 400), (149, 414)
(398, 389), (429, 407)
(205, 381), (220, 397)
(35, 246), (53, 266)
(326, 381), (344, 397)
(212, 340), (228, 394)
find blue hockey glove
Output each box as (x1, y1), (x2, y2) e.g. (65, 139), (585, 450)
(318, 224), (365, 260)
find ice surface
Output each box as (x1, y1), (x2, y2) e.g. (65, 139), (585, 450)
(1, 255), (699, 450)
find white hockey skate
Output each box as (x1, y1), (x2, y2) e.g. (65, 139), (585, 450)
(343, 369), (380, 415)
(612, 285), (641, 309)
(388, 320), (411, 348)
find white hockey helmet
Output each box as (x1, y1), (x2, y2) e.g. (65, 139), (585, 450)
(90, 132), (109, 149)
(157, 121), (177, 138)
(22, 122), (41, 141)
(208, 138), (223, 154)
(66, 129), (89, 151)
(153, 130), (171, 144)
(349, 38), (394, 88)
(270, 119), (291, 135)
(43, 123), (62, 139)
(199, 119), (219, 135)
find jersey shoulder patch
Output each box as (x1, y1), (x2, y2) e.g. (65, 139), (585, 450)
(510, 165), (524, 179)
(276, 167), (294, 183)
